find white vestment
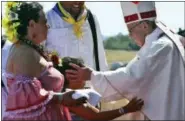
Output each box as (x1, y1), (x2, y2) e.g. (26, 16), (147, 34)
(45, 9), (108, 72)
(90, 27), (185, 120)
(44, 8), (109, 120)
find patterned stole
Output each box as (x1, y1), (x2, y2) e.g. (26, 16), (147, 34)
(52, 3), (88, 39)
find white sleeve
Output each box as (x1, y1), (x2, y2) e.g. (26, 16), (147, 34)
(93, 14), (109, 71)
(43, 10), (57, 52)
(90, 39), (173, 101)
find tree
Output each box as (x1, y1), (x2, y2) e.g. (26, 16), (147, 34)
(103, 33), (140, 50)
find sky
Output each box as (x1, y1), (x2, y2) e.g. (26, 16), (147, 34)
(1, 2), (185, 36)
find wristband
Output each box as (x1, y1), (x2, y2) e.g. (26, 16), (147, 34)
(119, 107), (125, 114)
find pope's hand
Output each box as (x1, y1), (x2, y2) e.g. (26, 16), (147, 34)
(65, 63), (92, 83)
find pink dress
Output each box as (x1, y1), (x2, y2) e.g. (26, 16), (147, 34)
(3, 62), (72, 120)
(2, 87), (8, 118)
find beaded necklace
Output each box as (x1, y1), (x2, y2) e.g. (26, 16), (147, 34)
(20, 39), (48, 60)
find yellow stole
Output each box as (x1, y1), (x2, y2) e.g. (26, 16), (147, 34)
(58, 2), (87, 39)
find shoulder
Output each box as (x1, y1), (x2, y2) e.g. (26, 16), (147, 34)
(16, 44), (41, 60)
(88, 10), (99, 23)
(46, 9), (65, 29)
(91, 12), (99, 23)
(19, 45), (48, 68)
(88, 10), (96, 18)
(46, 9), (58, 25)
(46, 8), (55, 17)
(150, 35), (174, 55)
(140, 35), (174, 62)
(9, 44), (48, 76)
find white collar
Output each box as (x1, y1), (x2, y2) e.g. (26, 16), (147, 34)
(138, 27), (163, 56)
(145, 27), (164, 43)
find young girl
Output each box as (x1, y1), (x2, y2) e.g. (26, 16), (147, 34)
(3, 2), (86, 120)
(59, 57), (144, 120)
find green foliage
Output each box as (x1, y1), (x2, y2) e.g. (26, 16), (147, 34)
(103, 33), (140, 50)
(105, 49), (137, 65)
(178, 28), (185, 37)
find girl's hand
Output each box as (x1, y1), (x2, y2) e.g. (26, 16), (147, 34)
(124, 97), (144, 113)
(65, 63), (92, 82)
(61, 90), (88, 107)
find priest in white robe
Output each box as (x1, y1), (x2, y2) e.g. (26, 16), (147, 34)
(44, 2), (109, 120)
(45, 2), (108, 73)
(66, 2), (185, 120)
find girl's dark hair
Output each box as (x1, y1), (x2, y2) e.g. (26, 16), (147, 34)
(12, 2), (43, 40)
(59, 57), (84, 92)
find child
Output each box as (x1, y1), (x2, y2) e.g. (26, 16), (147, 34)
(59, 57), (144, 120)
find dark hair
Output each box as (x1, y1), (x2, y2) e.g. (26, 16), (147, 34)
(11, 2), (43, 40)
(59, 57), (84, 92)
(1, 35), (7, 48)
(144, 20), (157, 30)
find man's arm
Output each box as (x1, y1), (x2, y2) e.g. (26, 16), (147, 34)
(67, 38), (173, 101)
(69, 97), (143, 120)
(90, 38), (173, 101)
(91, 56), (147, 101)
